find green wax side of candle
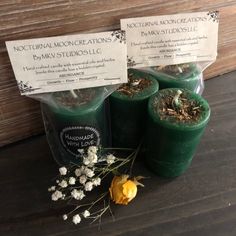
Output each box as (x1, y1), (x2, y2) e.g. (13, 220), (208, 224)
(145, 88), (210, 177)
(41, 90), (109, 165)
(110, 69), (159, 148)
(149, 63), (201, 91)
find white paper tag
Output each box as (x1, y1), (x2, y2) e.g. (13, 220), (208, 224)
(121, 11), (219, 67)
(6, 31), (127, 95)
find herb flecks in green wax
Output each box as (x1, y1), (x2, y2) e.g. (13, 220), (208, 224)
(54, 88), (96, 108)
(154, 89), (202, 123)
(117, 72), (152, 97)
(153, 63), (191, 77)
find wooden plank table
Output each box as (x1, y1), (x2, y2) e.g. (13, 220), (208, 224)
(0, 71), (236, 236)
(1, 0), (236, 146)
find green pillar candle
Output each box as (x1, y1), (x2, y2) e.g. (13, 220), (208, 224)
(110, 69), (159, 148)
(149, 63), (202, 92)
(145, 88), (210, 177)
(41, 88), (109, 165)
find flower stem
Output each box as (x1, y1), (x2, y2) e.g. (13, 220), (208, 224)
(129, 141), (142, 176)
(103, 147), (135, 152)
(86, 192), (108, 213)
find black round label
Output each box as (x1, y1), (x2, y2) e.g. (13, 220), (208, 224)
(60, 126), (100, 156)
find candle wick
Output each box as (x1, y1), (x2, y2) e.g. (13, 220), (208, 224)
(172, 90), (182, 109)
(177, 66), (183, 73)
(70, 90), (78, 98)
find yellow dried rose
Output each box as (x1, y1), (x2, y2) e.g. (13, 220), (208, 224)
(109, 175), (144, 205)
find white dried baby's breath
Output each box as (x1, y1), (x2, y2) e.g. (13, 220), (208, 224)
(87, 153), (98, 164)
(58, 180), (68, 188)
(75, 166), (86, 177)
(69, 177), (76, 185)
(72, 214), (81, 224)
(71, 189), (85, 200)
(83, 157), (90, 166)
(87, 146), (98, 154)
(48, 186), (56, 192)
(59, 166), (67, 176)
(84, 167), (95, 178)
(51, 190), (63, 201)
(75, 168), (82, 177)
(106, 154), (116, 165)
(92, 177), (101, 186)
(82, 210), (90, 218)
(77, 149), (84, 154)
(49, 145), (138, 226)
(84, 181), (93, 191)
(62, 214), (68, 220)
(79, 175), (87, 185)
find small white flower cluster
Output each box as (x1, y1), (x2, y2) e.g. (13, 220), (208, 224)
(83, 146), (98, 166)
(51, 190), (63, 201)
(64, 209), (91, 225)
(72, 148), (102, 196)
(106, 154), (116, 165)
(71, 209), (91, 224)
(48, 146), (122, 225)
(59, 166), (67, 176)
(63, 210), (91, 224)
(71, 189), (85, 200)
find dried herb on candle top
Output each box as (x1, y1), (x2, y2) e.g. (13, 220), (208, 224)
(153, 63), (191, 77)
(117, 72), (152, 97)
(54, 89), (96, 108)
(154, 90), (202, 123)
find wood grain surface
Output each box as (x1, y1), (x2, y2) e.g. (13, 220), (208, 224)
(0, 0), (236, 146)
(0, 71), (236, 235)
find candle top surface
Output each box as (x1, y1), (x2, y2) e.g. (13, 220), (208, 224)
(151, 63), (200, 81)
(112, 69), (159, 101)
(149, 88), (210, 130)
(48, 88), (104, 115)
(54, 88), (96, 108)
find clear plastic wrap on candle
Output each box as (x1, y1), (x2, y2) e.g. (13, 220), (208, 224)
(28, 85), (118, 165)
(138, 61), (214, 95)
